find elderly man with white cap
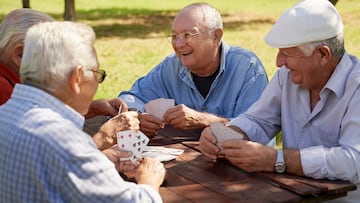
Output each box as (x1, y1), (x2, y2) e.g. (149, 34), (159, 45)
(199, 0), (360, 202)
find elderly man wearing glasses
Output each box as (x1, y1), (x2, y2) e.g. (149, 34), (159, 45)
(0, 21), (165, 202)
(0, 8), (145, 173)
(119, 3), (270, 141)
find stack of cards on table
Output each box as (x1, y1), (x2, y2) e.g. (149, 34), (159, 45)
(210, 122), (244, 148)
(144, 98), (175, 119)
(117, 130), (149, 163)
(142, 146), (184, 162)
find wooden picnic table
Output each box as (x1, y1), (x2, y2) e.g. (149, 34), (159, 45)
(84, 116), (356, 202)
(152, 126), (357, 203)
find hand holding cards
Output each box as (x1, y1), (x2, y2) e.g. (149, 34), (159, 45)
(210, 122), (244, 148)
(117, 130), (149, 163)
(144, 98), (175, 119)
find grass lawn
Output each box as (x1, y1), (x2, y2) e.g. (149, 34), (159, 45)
(1, 0), (359, 99)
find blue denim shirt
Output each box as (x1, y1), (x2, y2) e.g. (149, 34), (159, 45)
(119, 41), (268, 119)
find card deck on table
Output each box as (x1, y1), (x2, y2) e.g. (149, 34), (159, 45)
(116, 130), (149, 163)
(210, 122), (244, 148)
(142, 146), (184, 162)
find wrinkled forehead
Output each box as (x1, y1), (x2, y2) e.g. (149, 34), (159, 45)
(172, 7), (205, 32)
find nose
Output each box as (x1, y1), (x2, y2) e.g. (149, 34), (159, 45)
(173, 38), (186, 48)
(276, 51), (286, 68)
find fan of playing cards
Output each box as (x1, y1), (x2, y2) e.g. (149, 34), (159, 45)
(117, 130), (150, 163)
(117, 129), (184, 163)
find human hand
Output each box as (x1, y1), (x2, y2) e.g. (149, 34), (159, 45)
(138, 113), (164, 137)
(134, 157), (166, 191)
(199, 127), (221, 161)
(94, 111), (139, 150)
(86, 98), (128, 119)
(220, 140), (276, 172)
(102, 145), (141, 173)
(163, 104), (205, 130)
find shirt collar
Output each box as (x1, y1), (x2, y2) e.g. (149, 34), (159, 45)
(323, 53), (354, 98)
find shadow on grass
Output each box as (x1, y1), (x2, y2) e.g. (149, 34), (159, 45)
(0, 7), (274, 39)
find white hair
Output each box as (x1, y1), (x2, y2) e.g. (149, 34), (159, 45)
(0, 8), (54, 53)
(298, 32), (345, 58)
(20, 21), (98, 93)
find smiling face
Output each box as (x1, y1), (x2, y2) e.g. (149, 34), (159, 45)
(276, 46), (334, 92)
(171, 6), (223, 76)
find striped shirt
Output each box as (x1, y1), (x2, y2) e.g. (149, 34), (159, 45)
(0, 84), (162, 203)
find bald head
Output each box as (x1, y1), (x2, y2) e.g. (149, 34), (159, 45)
(173, 3), (223, 31)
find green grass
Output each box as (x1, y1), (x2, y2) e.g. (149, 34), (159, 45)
(1, 0), (359, 99)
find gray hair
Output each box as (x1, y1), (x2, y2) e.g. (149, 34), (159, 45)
(182, 3), (223, 30)
(20, 21), (98, 93)
(299, 32), (345, 58)
(0, 8), (54, 53)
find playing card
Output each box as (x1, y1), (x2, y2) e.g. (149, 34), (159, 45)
(134, 131), (150, 153)
(117, 130), (149, 163)
(117, 130), (135, 152)
(142, 151), (177, 162)
(210, 123), (243, 147)
(143, 146), (184, 156)
(144, 98), (175, 119)
(142, 146), (184, 162)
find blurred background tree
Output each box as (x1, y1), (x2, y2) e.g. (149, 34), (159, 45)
(22, 0), (76, 21)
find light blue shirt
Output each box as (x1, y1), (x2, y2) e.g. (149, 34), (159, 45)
(0, 84), (162, 203)
(119, 41), (268, 119)
(230, 53), (360, 202)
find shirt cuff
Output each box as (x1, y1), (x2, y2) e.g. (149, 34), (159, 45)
(300, 146), (327, 179)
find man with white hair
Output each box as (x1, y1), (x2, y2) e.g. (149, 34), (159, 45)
(0, 21), (165, 202)
(199, 0), (360, 202)
(0, 9), (145, 172)
(119, 3), (269, 138)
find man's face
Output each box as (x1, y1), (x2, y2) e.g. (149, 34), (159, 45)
(170, 9), (220, 75)
(276, 47), (323, 90)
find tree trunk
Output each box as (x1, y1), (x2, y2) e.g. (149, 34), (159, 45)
(329, 0), (339, 5)
(22, 0), (30, 8)
(64, 0), (76, 21)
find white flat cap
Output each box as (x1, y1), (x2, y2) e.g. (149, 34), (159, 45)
(265, 0), (343, 48)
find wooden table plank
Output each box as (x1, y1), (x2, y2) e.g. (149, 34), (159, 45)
(156, 126), (357, 203)
(257, 172), (357, 196)
(84, 118), (357, 202)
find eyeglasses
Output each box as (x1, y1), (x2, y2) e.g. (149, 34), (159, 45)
(89, 69), (107, 83)
(167, 29), (210, 44)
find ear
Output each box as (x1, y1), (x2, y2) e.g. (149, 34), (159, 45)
(11, 44), (23, 70)
(317, 46), (331, 66)
(69, 65), (83, 94)
(213, 28), (223, 43)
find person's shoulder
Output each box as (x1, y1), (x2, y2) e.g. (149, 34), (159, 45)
(0, 77), (14, 96)
(344, 54), (360, 83)
(225, 43), (259, 59)
(154, 53), (182, 72)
